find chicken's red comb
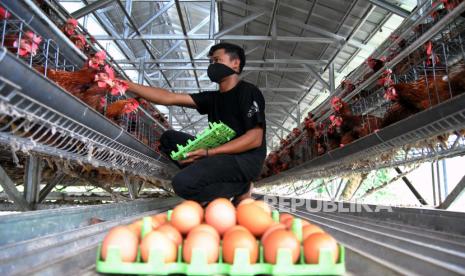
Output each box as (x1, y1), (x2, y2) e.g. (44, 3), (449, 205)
(95, 50), (106, 61)
(330, 96), (341, 105)
(67, 18), (78, 27)
(104, 64), (115, 79)
(0, 6), (11, 20)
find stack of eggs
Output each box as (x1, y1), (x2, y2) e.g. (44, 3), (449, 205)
(100, 198), (339, 266)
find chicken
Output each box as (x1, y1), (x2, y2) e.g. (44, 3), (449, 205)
(326, 123), (342, 151)
(0, 6), (11, 20)
(3, 31), (42, 57)
(303, 114), (316, 138)
(106, 98), (140, 119)
(35, 66), (97, 96)
(340, 79), (356, 98)
(329, 96), (382, 145)
(384, 62), (465, 111)
(61, 18), (78, 37)
(361, 57), (385, 82)
(381, 102), (418, 128)
(79, 94), (106, 113)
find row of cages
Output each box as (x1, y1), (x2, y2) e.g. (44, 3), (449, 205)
(0, 3), (170, 155)
(261, 1), (465, 179)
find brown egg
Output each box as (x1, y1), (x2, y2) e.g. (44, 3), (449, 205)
(127, 221), (143, 239)
(303, 233), (339, 264)
(170, 203), (202, 234)
(222, 228), (259, 264)
(101, 226), (138, 262)
(237, 202), (273, 237)
(156, 223), (182, 246)
(187, 224), (220, 243)
(205, 198), (236, 235)
(279, 213), (294, 224)
(223, 225), (250, 239)
(140, 230), (177, 263)
(261, 223), (286, 244)
(237, 198), (255, 206)
(182, 200), (204, 219)
(152, 213), (167, 224)
(183, 230), (219, 264)
(253, 200), (272, 215)
(263, 229), (300, 264)
(302, 224), (324, 241)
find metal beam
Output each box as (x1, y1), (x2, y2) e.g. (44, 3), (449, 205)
(268, 125), (283, 139)
(278, 106), (299, 123)
(394, 167), (427, 205)
(92, 34), (337, 43)
(128, 0), (175, 38)
(121, 66), (319, 72)
(0, 165), (32, 211)
(267, 118), (291, 133)
(368, 0), (410, 18)
(123, 0), (133, 38)
(303, 64), (330, 91)
(174, 0), (202, 98)
(116, 58), (327, 65)
(38, 172), (66, 203)
(24, 156), (41, 205)
(276, 16), (345, 42)
(209, 0), (216, 38)
(123, 174), (138, 199)
(215, 12), (266, 38)
(277, 0), (370, 131)
(329, 62), (335, 93)
(180, 116), (208, 131)
(71, 0), (114, 19)
(438, 174), (465, 209)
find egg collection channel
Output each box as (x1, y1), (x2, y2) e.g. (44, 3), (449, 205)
(96, 198), (346, 275)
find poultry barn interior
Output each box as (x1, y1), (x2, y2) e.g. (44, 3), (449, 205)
(1, 0), (465, 275)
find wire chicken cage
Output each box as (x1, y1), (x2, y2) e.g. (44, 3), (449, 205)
(0, 3), (177, 183)
(260, 1), (465, 183)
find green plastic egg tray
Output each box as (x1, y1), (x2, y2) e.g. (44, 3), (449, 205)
(170, 122), (236, 161)
(95, 211), (346, 275)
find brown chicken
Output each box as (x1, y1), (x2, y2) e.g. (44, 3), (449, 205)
(330, 97), (382, 145)
(35, 66), (97, 96)
(330, 113), (382, 146)
(361, 57), (385, 83)
(106, 98), (140, 119)
(381, 102), (418, 128)
(3, 31), (42, 57)
(384, 62), (465, 112)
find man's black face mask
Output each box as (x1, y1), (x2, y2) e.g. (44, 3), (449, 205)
(207, 63), (236, 83)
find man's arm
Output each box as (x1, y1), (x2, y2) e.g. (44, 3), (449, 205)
(181, 126), (263, 163)
(126, 81), (196, 108)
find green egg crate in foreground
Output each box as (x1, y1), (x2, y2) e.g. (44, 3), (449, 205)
(170, 122), (236, 161)
(95, 211), (346, 275)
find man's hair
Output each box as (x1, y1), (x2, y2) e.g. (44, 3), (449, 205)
(208, 43), (246, 73)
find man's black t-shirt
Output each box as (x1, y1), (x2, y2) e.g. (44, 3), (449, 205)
(190, 80), (266, 179)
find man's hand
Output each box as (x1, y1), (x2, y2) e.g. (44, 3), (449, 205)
(178, 148), (208, 165)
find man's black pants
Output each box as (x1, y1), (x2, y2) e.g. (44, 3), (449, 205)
(159, 130), (251, 202)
